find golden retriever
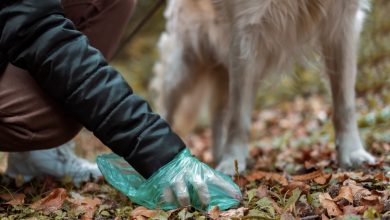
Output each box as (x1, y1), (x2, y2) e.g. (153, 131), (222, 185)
(152, 0), (375, 175)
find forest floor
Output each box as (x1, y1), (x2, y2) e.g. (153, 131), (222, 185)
(0, 0), (389, 219)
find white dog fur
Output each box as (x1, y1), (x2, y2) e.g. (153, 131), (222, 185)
(152, 0), (375, 175)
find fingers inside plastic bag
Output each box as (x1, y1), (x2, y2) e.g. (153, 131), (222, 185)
(192, 175), (210, 205)
(97, 149), (242, 211)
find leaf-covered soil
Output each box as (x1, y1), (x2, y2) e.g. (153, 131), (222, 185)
(0, 94), (389, 219)
(0, 0), (389, 219)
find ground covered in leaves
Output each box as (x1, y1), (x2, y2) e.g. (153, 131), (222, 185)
(0, 0), (389, 219)
(0, 95), (389, 220)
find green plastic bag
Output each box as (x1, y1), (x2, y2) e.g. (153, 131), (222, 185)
(97, 149), (242, 211)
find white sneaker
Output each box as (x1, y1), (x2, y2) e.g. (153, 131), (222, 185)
(5, 141), (102, 186)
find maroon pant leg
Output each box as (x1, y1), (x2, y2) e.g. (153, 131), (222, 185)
(0, 0), (135, 151)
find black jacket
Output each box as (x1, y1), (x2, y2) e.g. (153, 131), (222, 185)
(0, 0), (185, 178)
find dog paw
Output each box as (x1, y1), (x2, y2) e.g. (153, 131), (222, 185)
(216, 156), (246, 176)
(339, 148), (376, 168)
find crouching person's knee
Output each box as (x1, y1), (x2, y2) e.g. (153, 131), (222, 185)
(0, 116), (82, 152)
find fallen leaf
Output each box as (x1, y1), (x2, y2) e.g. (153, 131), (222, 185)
(343, 179), (371, 196)
(177, 208), (194, 219)
(321, 213), (329, 220)
(365, 158), (384, 168)
(270, 198), (283, 214)
(81, 182), (100, 194)
(283, 181), (310, 194)
(219, 207), (247, 218)
(280, 212), (295, 220)
(208, 206), (220, 219)
(334, 186), (353, 203)
(291, 170), (322, 182)
(0, 193), (25, 205)
(374, 172), (389, 182)
(235, 176), (249, 187)
(333, 172), (363, 183)
(304, 161), (316, 169)
(247, 171), (288, 186)
(363, 207), (380, 219)
(313, 173), (332, 185)
(82, 198), (101, 220)
(284, 188), (301, 212)
(318, 193), (342, 217)
(384, 199), (390, 213)
(328, 184), (340, 198)
(361, 195), (380, 206)
(30, 188), (67, 214)
(68, 196), (102, 220)
(247, 189), (257, 204)
(256, 185), (269, 198)
(131, 206), (157, 219)
(342, 205), (367, 215)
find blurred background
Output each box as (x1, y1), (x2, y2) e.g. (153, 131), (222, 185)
(0, 0), (388, 171)
(85, 0), (390, 167)
(111, 0), (389, 163)
(112, 0), (389, 108)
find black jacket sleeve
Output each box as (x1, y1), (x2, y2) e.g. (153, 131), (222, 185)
(0, 52), (6, 74)
(0, 0), (185, 178)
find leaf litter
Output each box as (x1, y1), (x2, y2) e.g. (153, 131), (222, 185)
(0, 0), (389, 219)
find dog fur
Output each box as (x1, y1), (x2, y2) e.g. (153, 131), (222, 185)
(151, 0), (375, 175)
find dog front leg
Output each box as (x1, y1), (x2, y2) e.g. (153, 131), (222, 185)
(215, 30), (264, 175)
(321, 8), (375, 167)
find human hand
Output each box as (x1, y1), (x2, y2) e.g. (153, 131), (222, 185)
(97, 149), (242, 211)
(154, 149), (242, 210)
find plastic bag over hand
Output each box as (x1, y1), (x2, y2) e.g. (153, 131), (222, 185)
(96, 149), (242, 211)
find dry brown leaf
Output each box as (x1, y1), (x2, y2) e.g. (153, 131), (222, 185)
(256, 185), (269, 198)
(318, 193), (342, 217)
(361, 195), (380, 206)
(82, 198), (101, 220)
(280, 212), (295, 220)
(131, 206), (157, 219)
(362, 195), (379, 201)
(314, 173), (332, 185)
(291, 170), (322, 182)
(343, 179), (371, 196)
(374, 172), (389, 182)
(304, 160), (315, 169)
(25, 218), (39, 220)
(333, 172), (363, 182)
(365, 158), (384, 168)
(270, 197), (283, 214)
(235, 176), (249, 187)
(208, 206), (220, 219)
(321, 213), (330, 220)
(334, 186), (353, 203)
(250, 147), (263, 158)
(284, 181), (310, 194)
(219, 207), (247, 218)
(68, 196), (102, 220)
(0, 193), (25, 206)
(81, 182), (100, 194)
(30, 188), (67, 214)
(246, 171), (288, 186)
(342, 205), (367, 215)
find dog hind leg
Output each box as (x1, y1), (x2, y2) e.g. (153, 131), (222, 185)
(153, 33), (206, 138)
